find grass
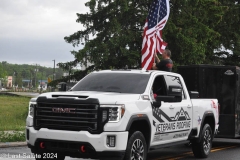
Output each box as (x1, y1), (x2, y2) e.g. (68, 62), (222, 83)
(0, 131), (25, 142)
(0, 95), (30, 131)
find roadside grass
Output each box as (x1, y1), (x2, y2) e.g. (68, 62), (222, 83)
(0, 95), (30, 142)
(0, 131), (25, 142)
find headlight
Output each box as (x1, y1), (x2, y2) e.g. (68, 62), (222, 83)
(28, 100), (36, 118)
(101, 105), (125, 123)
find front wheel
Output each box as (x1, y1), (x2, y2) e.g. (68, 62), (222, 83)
(124, 131), (147, 160)
(192, 123), (213, 158)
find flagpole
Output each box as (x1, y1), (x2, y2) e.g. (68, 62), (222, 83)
(154, 0), (162, 63)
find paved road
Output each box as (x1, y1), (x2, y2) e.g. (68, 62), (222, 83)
(8, 92), (40, 98)
(0, 92), (40, 98)
(1, 92), (240, 159)
(0, 138), (240, 160)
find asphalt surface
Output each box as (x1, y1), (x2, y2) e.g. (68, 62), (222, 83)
(0, 142), (27, 148)
(1, 92), (240, 159)
(1, 138), (240, 160)
(0, 92), (40, 98)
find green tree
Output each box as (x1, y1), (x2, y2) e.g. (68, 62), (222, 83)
(164, 0), (227, 68)
(63, 0), (238, 80)
(212, 0), (240, 66)
(64, 0), (150, 72)
(1, 62), (64, 84)
(0, 63), (8, 87)
(0, 63), (7, 78)
(57, 60), (78, 82)
(15, 72), (23, 87)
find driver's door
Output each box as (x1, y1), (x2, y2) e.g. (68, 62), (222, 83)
(151, 74), (192, 145)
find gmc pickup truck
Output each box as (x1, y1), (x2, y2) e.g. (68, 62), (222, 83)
(26, 69), (219, 160)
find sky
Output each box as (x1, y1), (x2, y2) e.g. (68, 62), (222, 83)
(0, 0), (89, 68)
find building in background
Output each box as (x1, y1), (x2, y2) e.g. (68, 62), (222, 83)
(7, 76), (12, 88)
(38, 80), (48, 91)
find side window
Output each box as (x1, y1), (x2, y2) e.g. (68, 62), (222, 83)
(152, 75), (167, 96)
(164, 75), (186, 99)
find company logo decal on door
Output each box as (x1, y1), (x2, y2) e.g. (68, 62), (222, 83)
(153, 107), (191, 135)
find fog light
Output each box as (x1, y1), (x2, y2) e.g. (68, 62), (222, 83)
(80, 145), (86, 153)
(40, 142), (45, 149)
(107, 135), (116, 147)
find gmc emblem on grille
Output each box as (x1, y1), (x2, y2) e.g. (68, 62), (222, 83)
(52, 108), (76, 114)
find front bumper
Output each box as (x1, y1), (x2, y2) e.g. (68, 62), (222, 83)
(26, 127), (128, 159)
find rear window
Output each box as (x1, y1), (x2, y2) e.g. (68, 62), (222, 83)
(71, 72), (150, 94)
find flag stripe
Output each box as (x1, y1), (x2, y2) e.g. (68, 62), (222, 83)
(141, 0), (170, 70)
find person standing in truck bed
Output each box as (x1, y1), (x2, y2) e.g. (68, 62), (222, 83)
(152, 49), (173, 72)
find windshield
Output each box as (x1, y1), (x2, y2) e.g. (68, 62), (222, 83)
(71, 72), (150, 94)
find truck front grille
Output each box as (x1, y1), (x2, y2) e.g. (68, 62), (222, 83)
(34, 97), (102, 133)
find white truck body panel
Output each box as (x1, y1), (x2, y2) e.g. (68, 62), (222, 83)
(26, 70), (219, 159)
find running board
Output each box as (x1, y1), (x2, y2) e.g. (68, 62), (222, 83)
(149, 140), (189, 150)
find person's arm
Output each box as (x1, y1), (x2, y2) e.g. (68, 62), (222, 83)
(152, 53), (160, 70)
(152, 63), (158, 70)
(155, 53), (160, 63)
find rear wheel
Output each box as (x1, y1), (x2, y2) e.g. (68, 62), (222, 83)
(192, 123), (212, 158)
(124, 131), (147, 160)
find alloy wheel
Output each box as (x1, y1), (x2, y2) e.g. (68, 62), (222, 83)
(203, 129), (211, 153)
(131, 139), (145, 160)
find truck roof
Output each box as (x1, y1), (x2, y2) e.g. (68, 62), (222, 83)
(93, 69), (181, 76)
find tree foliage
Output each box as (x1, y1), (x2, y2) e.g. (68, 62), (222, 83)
(0, 63), (8, 87)
(64, 0), (151, 70)
(0, 63), (7, 78)
(61, 0), (240, 81)
(166, 0), (227, 67)
(0, 61), (65, 87)
(212, 0), (240, 66)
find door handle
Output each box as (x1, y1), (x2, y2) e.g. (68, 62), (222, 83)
(169, 105), (174, 109)
(187, 105), (192, 108)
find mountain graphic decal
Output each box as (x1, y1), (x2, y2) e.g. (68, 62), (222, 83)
(153, 107), (191, 125)
(173, 108), (191, 121)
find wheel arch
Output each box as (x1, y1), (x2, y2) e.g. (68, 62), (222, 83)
(201, 112), (215, 134)
(125, 115), (151, 151)
(195, 111), (215, 143)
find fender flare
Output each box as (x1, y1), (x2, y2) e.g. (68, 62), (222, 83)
(200, 111), (215, 130)
(195, 111), (215, 142)
(125, 114), (151, 150)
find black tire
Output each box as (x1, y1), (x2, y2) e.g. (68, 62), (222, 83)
(192, 124), (213, 158)
(124, 131), (147, 160)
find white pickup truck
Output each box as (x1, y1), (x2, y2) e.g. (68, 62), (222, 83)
(26, 70), (219, 160)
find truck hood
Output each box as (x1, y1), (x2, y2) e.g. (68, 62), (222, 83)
(38, 91), (141, 104)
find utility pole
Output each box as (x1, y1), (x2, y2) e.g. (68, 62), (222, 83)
(53, 60), (55, 81)
(29, 70), (32, 89)
(13, 72), (15, 88)
(40, 70), (43, 93)
(34, 64), (38, 89)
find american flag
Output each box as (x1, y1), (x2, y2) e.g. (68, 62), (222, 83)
(141, 0), (170, 70)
